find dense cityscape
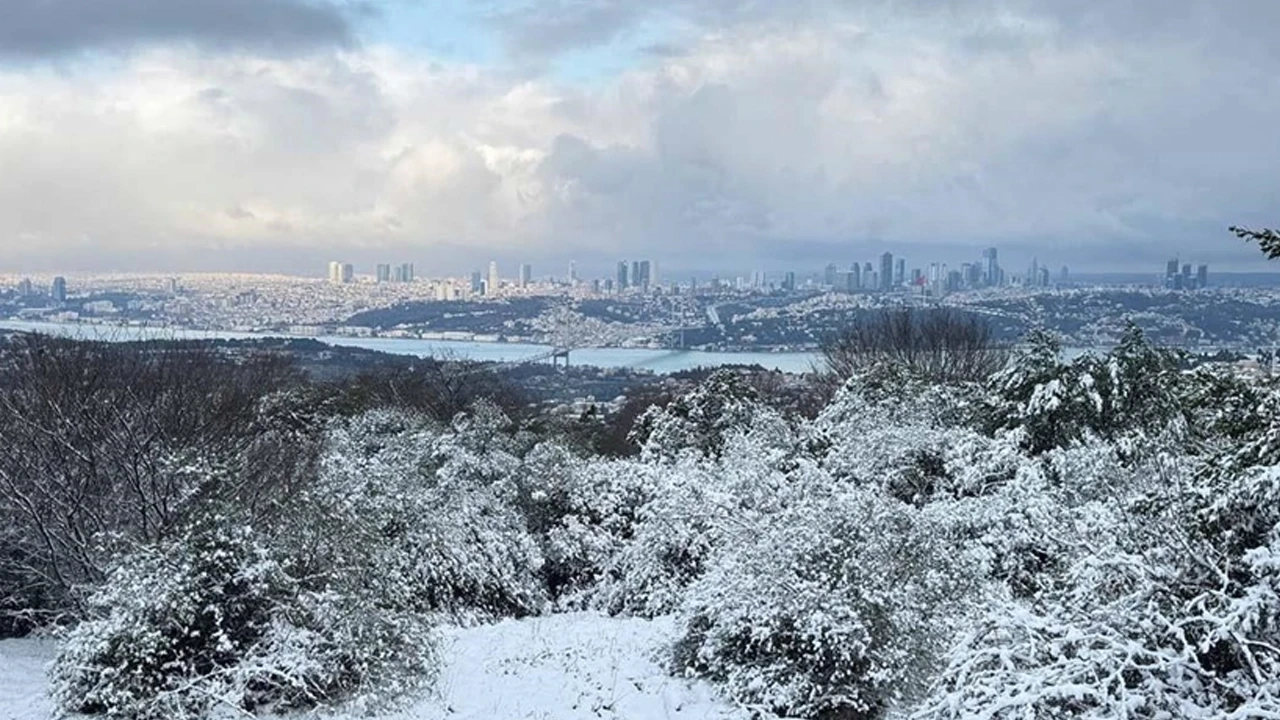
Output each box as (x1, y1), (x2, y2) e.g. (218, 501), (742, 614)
(2, 247), (1272, 356)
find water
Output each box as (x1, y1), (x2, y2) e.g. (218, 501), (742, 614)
(0, 320), (824, 375)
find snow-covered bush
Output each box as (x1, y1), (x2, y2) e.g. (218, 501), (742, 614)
(983, 326), (1187, 456)
(915, 445), (1280, 719)
(631, 369), (793, 462)
(50, 521), (437, 719)
(289, 406), (546, 623)
(914, 538), (1280, 719)
(672, 487), (983, 720)
(516, 443), (654, 604)
(597, 431), (804, 617)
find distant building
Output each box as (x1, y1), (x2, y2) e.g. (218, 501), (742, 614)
(616, 261), (630, 291)
(488, 261), (500, 295)
(637, 260), (652, 289)
(16, 278), (33, 296)
(880, 252), (895, 291)
(166, 277), (180, 295)
(376, 264), (392, 283)
(519, 263), (533, 288)
(328, 261), (353, 284)
(568, 261), (578, 284)
(470, 270), (484, 294)
(783, 271), (796, 291)
(895, 258), (906, 287)
(983, 247), (1000, 286)
(400, 263), (415, 283)
(1197, 264), (1209, 289)
(824, 263), (839, 287)
(51, 276), (68, 302)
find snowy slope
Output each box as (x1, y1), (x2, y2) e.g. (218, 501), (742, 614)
(0, 613), (755, 720)
(0, 636), (55, 720)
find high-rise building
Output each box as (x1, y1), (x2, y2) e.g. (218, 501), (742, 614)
(783, 271), (796, 291)
(880, 252), (895, 291)
(1038, 266), (1050, 288)
(983, 248), (1000, 287)
(1165, 259), (1180, 288)
(851, 263), (862, 290)
(1197, 264), (1209, 289)
(470, 270), (484, 294)
(631, 261), (642, 289)
(568, 261), (578, 284)
(400, 263), (415, 283)
(617, 261), (630, 291)
(824, 263), (838, 287)
(519, 263), (533, 288)
(17, 278), (33, 296)
(636, 260), (652, 289)
(488, 261), (500, 295)
(376, 264), (392, 283)
(51, 276), (67, 303)
(895, 258), (906, 286)
(328, 262), (353, 284)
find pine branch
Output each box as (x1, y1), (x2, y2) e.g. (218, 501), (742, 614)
(1230, 225), (1280, 260)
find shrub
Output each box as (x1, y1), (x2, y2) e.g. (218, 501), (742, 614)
(50, 521), (437, 719)
(289, 407), (546, 623)
(671, 488), (982, 720)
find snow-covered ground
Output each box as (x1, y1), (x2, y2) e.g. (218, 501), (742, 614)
(0, 613), (754, 720)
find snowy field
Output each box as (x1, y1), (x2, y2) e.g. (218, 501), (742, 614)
(0, 613), (754, 720)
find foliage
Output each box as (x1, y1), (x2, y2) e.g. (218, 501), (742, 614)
(1231, 224), (1280, 260)
(672, 487), (983, 720)
(49, 521), (437, 720)
(983, 324), (1186, 455)
(287, 406), (547, 623)
(819, 307), (1010, 390)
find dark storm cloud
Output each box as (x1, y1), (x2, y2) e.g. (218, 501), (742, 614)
(0, 0), (356, 59)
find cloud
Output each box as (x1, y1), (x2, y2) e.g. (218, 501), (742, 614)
(0, 2), (1278, 273)
(0, 0), (356, 59)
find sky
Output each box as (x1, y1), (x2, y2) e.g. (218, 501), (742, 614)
(1, 0), (1278, 276)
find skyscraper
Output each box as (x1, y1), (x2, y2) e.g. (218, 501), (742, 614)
(1165, 259), (1180, 288)
(470, 270), (484, 295)
(519, 263), (532, 288)
(376, 264), (392, 283)
(824, 263), (838, 287)
(51, 276), (67, 302)
(488, 261), (500, 295)
(400, 263), (415, 283)
(783, 271), (796, 291)
(983, 248), (1000, 287)
(895, 258), (906, 286)
(851, 263), (862, 289)
(17, 278), (33, 296)
(880, 252), (894, 291)
(328, 262), (353, 284)
(636, 260), (652, 289)
(617, 261), (630, 291)
(568, 261), (577, 284)
(1197, 264), (1209, 289)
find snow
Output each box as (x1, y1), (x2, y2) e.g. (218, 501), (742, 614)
(0, 637), (55, 720)
(0, 613), (754, 720)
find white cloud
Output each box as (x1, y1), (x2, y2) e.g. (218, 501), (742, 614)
(0, 2), (1278, 272)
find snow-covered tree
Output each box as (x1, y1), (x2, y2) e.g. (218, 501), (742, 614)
(672, 487), (984, 720)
